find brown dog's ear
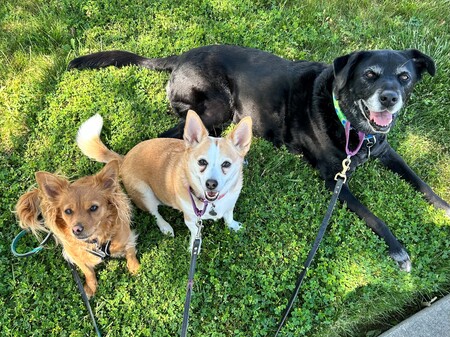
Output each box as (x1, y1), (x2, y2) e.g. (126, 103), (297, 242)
(183, 110), (209, 146)
(35, 172), (69, 200)
(402, 49), (436, 78)
(95, 160), (119, 190)
(227, 116), (253, 156)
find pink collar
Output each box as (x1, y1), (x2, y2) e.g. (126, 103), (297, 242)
(188, 187), (225, 216)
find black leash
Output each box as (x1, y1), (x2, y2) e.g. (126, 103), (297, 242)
(274, 176), (345, 336)
(180, 219), (204, 337)
(274, 113), (366, 336)
(68, 261), (102, 337)
(12, 229), (103, 337)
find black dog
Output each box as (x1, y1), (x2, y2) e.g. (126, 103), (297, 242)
(69, 45), (450, 271)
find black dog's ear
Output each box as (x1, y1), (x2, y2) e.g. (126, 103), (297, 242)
(333, 51), (367, 94)
(402, 49), (436, 78)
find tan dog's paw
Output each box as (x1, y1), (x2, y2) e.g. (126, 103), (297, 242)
(227, 220), (242, 231)
(157, 220), (175, 237)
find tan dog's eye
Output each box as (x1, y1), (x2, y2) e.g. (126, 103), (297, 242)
(222, 161), (231, 168)
(90, 205), (98, 212)
(198, 159), (208, 167)
(65, 209), (73, 215)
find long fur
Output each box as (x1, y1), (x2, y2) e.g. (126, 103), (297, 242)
(15, 161), (140, 298)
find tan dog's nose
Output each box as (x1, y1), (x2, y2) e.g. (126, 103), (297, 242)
(206, 179), (218, 190)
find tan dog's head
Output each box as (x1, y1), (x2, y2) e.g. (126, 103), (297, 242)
(183, 110), (252, 201)
(32, 160), (128, 242)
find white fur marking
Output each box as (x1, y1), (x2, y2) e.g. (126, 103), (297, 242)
(76, 114), (103, 143)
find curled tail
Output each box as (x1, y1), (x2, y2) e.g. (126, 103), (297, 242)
(76, 114), (123, 164)
(68, 50), (178, 71)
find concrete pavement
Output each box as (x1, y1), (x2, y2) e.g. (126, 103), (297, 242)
(379, 294), (450, 337)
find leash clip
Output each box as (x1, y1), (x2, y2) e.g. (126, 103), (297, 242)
(334, 157), (351, 183)
(366, 136), (377, 159)
(195, 218), (204, 240)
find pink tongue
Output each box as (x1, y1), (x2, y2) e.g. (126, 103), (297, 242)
(370, 111), (392, 126)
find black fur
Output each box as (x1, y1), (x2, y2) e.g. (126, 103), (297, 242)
(69, 45), (449, 270)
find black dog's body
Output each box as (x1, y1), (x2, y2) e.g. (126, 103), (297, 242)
(70, 45), (450, 270)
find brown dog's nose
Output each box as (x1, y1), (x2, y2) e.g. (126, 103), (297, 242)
(206, 179), (218, 190)
(72, 223), (84, 236)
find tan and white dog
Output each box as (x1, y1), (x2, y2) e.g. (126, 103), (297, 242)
(76, 110), (252, 250)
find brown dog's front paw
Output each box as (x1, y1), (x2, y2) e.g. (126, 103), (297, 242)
(84, 283), (96, 299)
(127, 259), (140, 275)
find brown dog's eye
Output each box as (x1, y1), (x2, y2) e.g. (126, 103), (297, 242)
(90, 205), (98, 212)
(222, 161), (231, 168)
(65, 209), (73, 215)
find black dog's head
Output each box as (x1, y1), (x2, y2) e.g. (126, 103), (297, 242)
(332, 49), (435, 134)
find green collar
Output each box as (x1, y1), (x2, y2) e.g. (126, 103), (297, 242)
(332, 93), (375, 140)
(332, 93), (348, 127)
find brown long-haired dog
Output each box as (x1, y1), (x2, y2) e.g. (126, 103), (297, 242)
(15, 160), (140, 298)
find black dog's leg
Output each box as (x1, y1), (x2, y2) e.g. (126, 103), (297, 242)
(378, 146), (450, 216)
(326, 179), (411, 271)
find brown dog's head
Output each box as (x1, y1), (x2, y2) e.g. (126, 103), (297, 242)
(32, 160), (128, 243)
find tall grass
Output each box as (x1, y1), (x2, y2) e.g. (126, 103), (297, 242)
(1, 0), (450, 336)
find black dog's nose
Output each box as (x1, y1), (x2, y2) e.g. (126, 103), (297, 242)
(72, 223), (84, 236)
(206, 179), (218, 190)
(379, 90), (399, 108)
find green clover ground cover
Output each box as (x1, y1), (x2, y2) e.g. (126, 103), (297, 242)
(1, 1), (450, 336)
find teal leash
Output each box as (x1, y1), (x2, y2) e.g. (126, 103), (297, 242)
(11, 229), (53, 257)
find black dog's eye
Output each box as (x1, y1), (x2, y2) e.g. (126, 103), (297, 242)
(399, 73), (410, 82)
(198, 159), (208, 167)
(89, 205), (98, 212)
(364, 70), (378, 80)
(222, 161), (231, 168)
(64, 209), (73, 215)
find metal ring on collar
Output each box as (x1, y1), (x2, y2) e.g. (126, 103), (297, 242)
(11, 230), (53, 258)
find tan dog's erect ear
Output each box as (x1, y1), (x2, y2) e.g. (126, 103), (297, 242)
(227, 116), (253, 156)
(35, 172), (69, 200)
(183, 110), (209, 146)
(95, 160), (119, 190)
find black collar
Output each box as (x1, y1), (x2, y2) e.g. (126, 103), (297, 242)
(85, 240), (111, 260)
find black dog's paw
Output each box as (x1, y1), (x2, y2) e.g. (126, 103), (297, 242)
(389, 248), (411, 272)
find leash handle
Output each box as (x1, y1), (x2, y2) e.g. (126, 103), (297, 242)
(11, 230), (53, 257)
(274, 177), (345, 336)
